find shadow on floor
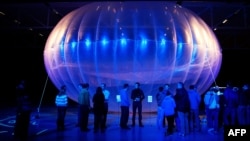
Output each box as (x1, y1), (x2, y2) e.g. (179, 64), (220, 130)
(0, 106), (223, 141)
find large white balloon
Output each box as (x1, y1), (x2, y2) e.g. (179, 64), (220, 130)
(44, 2), (222, 112)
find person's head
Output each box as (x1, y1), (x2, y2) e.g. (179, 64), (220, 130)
(61, 85), (66, 92)
(159, 86), (164, 92)
(135, 82), (140, 88)
(164, 84), (169, 90)
(123, 83), (129, 89)
(96, 86), (103, 94)
(189, 85), (195, 90)
(101, 83), (106, 90)
(213, 87), (219, 93)
(242, 84), (249, 90)
(84, 83), (89, 89)
(177, 82), (184, 89)
(78, 83), (84, 90)
(16, 79), (28, 96)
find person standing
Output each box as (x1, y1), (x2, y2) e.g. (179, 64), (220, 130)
(223, 82), (239, 126)
(78, 83), (91, 132)
(162, 91), (176, 136)
(131, 82), (145, 127)
(204, 87), (220, 135)
(237, 83), (249, 125)
(174, 82), (190, 136)
(119, 83), (131, 129)
(92, 86), (105, 133)
(162, 84), (171, 127)
(14, 80), (32, 141)
(187, 85), (201, 132)
(55, 85), (68, 131)
(100, 83), (110, 128)
(156, 86), (166, 130)
(218, 87), (225, 129)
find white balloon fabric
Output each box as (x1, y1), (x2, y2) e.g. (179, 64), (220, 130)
(44, 2), (222, 112)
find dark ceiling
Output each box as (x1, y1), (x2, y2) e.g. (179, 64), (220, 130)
(0, 1), (250, 50)
(0, 1), (250, 103)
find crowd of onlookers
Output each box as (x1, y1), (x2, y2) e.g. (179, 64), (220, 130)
(13, 79), (250, 140)
(157, 81), (250, 136)
(203, 82), (250, 135)
(156, 82), (200, 136)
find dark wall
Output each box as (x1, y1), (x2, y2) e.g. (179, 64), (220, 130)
(1, 47), (57, 108)
(216, 49), (250, 87)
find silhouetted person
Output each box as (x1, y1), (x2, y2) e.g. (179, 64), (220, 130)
(174, 82), (190, 136)
(237, 83), (249, 125)
(218, 88), (225, 129)
(224, 82), (239, 126)
(92, 87), (106, 133)
(188, 85), (201, 132)
(14, 80), (32, 141)
(55, 85), (68, 131)
(78, 83), (91, 132)
(100, 83), (110, 128)
(204, 87), (220, 135)
(131, 82), (145, 127)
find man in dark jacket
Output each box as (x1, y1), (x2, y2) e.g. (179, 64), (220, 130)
(131, 82), (145, 127)
(174, 82), (190, 136)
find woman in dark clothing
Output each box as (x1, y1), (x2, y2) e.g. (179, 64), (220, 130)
(92, 86), (105, 133)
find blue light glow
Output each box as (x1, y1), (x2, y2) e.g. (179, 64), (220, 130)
(141, 38), (147, 47)
(120, 38), (127, 46)
(160, 38), (166, 46)
(71, 42), (77, 50)
(85, 39), (91, 48)
(101, 38), (108, 46)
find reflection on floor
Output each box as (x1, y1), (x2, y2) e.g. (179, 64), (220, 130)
(0, 106), (223, 141)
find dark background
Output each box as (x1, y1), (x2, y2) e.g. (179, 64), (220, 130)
(0, 1), (250, 109)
